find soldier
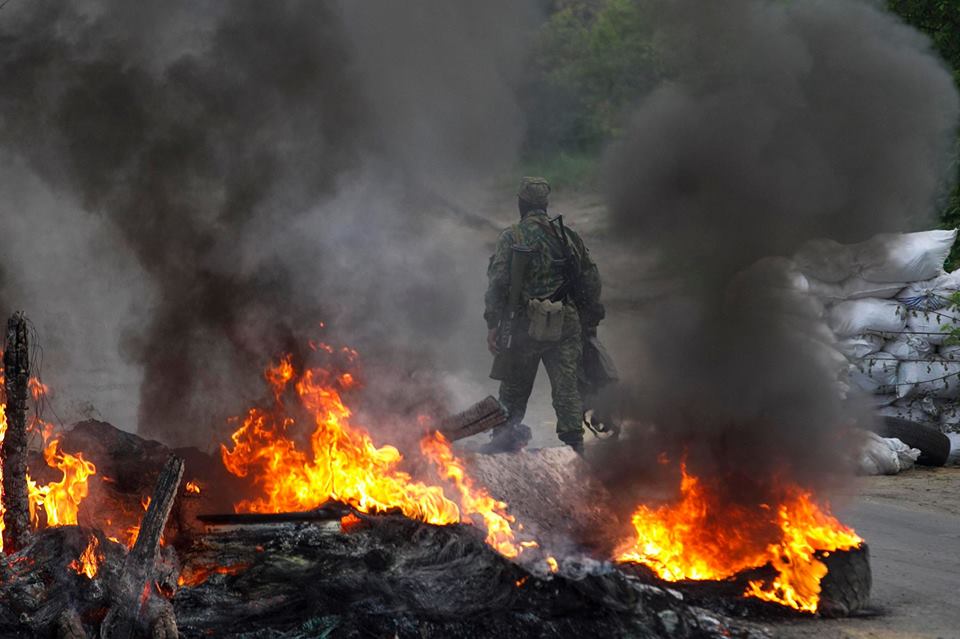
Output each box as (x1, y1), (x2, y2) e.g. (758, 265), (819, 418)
(483, 177), (604, 454)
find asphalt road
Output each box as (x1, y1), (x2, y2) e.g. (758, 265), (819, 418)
(775, 470), (960, 639)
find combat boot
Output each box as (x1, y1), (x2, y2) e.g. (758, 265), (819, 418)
(479, 423), (531, 454)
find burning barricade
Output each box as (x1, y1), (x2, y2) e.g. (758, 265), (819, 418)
(0, 311), (871, 638)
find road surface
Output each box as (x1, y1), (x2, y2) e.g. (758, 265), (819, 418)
(763, 469), (960, 639)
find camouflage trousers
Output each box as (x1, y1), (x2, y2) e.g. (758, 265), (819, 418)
(498, 314), (584, 444)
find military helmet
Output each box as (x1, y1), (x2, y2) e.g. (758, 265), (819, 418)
(517, 176), (550, 208)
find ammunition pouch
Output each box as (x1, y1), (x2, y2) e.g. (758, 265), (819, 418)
(527, 298), (564, 342)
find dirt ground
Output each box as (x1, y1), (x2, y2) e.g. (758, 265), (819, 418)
(772, 467), (960, 639)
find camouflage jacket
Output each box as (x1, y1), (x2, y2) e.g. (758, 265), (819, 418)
(484, 209), (604, 330)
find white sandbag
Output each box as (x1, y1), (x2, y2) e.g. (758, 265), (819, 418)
(888, 437), (921, 471)
(858, 432), (901, 475)
(794, 238), (857, 283)
(837, 334), (885, 359)
(897, 360), (960, 399)
(858, 230), (957, 283)
(883, 335), (934, 360)
(897, 269), (960, 310)
(904, 307), (960, 345)
(858, 432), (921, 475)
(938, 343), (960, 361)
(827, 299), (906, 337)
(851, 352), (899, 395)
(807, 276), (906, 301)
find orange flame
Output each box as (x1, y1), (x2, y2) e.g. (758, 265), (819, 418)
(178, 562), (250, 588)
(69, 535), (103, 579)
(0, 372), (96, 551)
(28, 378), (49, 402)
(221, 353), (527, 556)
(616, 463), (862, 612)
(121, 496), (156, 549)
(27, 438), (97, 528)
(185, 480), (201, 495)
(420, 432), (521, 557)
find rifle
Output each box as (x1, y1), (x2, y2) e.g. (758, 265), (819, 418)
(490, 244), (535, 380)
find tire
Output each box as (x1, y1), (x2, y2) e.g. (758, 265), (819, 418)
(870, 417), (950, 467)
(818, 544), (872, 618)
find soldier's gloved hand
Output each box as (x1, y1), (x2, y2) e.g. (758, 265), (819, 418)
(487, 328), (500, 355)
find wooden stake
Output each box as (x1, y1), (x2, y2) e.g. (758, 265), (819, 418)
(101, 455), (184, 639)
(2, 312), (31, 553)
(436, 395), (508, 442)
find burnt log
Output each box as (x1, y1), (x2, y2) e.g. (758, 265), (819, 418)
(0, 526), (127, 636)
(172, 512), (764, 638)
(100, 455), (184, 639)
(56, 608), (88, 639)
(436, 395), (508, 442)
(3, 311), (32, 552)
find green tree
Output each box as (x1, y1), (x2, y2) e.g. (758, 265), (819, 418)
(522, 0), (661, 159)
(887, 1), (960, 265)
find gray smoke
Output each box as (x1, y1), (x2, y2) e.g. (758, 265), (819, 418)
(597, 0), (958, 505)
(0, 0), (539, 447)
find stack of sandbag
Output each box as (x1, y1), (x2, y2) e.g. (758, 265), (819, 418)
(794, 229), (960, 430)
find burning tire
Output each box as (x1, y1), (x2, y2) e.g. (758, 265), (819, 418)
(872, 417), (950, 467)
(817, 544), (871, 618)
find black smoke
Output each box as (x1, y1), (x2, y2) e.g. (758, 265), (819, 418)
(0, 0), (539, 446)
(596, 0), (958, 506)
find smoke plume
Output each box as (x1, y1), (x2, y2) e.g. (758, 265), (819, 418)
(597, 0), (958, 503)
(0, 0), (539, 447)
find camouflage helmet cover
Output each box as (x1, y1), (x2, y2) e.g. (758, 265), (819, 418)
(517, 176), (550, 208)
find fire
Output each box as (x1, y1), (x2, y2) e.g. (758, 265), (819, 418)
(28, 438), (97, 528)
(616, 463), (862, 612)
(185, 480), (201, 494)
(178, 562), (250, 588)
(340, 512), (362, 532)
(0, 372), (97, 551)
(69, 535), (103, 579)
(121, 496), (155, 548)
(420, 432), (521, 557)
(221, 353), (527, 556)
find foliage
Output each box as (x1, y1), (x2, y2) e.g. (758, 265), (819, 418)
(517, 150), (599, 191)
(520, 0), (661, 166)
(886, 1), (960, 267)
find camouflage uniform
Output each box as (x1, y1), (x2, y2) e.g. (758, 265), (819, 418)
(484, 177), (603, 446)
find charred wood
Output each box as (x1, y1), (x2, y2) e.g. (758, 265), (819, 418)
(56, 608), (88, 639)
(100, 456), (184, 639)
(436, 395), (508, 442)
(3, 312), (32, 553)
(172, 512), (763, 639)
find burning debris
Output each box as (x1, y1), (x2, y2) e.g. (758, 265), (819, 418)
(0, 315), (875, 637)
(614, 463), (864, 613)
